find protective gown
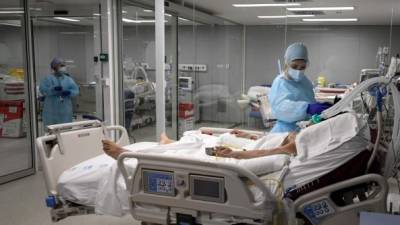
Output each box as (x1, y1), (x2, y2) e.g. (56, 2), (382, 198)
(39, 73), (79, 127)
(269, 74), (315, 133)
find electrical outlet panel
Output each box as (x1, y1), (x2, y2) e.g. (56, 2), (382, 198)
(179, 64), (207, 72)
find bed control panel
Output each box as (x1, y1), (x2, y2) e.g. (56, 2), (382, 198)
(142, 169), (175, 196)
(303, 199), (335, 224)
(189, 175), (225, 203)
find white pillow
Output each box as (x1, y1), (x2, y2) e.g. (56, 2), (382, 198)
(295, 112), (364, 162)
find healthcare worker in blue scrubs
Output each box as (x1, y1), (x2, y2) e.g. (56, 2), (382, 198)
(269, 43), (331, 133)
(39, 58), (79, 127)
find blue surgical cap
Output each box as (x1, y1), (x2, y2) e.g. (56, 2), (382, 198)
(50, 57), (65, 69)
(284, 42), (309, 64)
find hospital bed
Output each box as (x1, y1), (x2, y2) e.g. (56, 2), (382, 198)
(36, 120), (129, 221)
(238, 85), (275, 128)
(37, 65), (400, 225)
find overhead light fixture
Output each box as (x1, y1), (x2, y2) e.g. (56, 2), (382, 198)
(258, 15), (315, 19)
(287, 6), (355, 11)
(0, 21), (21, 27)
(143, 9), (153, 12)
(0, 11), (24, 14)
(178, 17), (189, 22)
(122, 18), (167, 23)
(54, 17), (80, 22)
(233, 3), (301, 8)
(93, 13), (100, 16)
(122, 10), (127, 14)
(165, 13), (172, 17)
(302, 18), (358, 22)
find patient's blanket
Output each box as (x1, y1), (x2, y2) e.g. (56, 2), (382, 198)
(58, 131), (289, 216)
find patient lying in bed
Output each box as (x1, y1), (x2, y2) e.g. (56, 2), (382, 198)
(58, 112), (368, 216)
(102, 131), (297, 160)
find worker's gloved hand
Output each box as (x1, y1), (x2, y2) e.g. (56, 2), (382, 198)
(53, 86), (62, 91)
(61, 90), (71, 97)
(307, 102), (332, 115)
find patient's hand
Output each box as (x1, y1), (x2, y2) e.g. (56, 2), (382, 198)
(230, 129), (258, 140)
(102, 139), (126, 159)
(214, 146), (247, 159)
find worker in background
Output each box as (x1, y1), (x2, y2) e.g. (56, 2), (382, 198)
(39, 57), (79, 127)
(269, 43), (331, 132)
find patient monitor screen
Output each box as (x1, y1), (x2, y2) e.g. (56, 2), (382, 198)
(143, 170), (175, 196)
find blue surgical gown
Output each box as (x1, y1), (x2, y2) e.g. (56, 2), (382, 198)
(39, 73), (79, 127)
(269, 74), (315, 133)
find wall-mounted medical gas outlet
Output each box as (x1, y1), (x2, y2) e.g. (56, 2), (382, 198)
(179, 64), (207, 72)
(99, 53), (108, 62)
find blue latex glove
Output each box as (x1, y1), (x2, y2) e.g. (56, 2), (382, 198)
(53, 86), (62, 91)
(307, 102), (332, 115)
(61, 90), (71, 97)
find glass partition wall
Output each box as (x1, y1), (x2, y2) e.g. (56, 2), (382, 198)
(118, 0), (400, 142)
(120, 0), (247, 141)
(121, 2), (178, 142)
(177, 19), (243, 134)
(0, 0), (35, 184)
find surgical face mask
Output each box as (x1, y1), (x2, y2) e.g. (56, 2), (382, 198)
(59, 66), (67, 73)
(288, 67), (305, 82)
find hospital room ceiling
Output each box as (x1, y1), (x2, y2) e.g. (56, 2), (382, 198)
(173, 0), (400, 25)
(2, 0), (399, 26)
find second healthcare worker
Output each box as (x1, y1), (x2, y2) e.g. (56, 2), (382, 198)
(39, 57), (79, 127)
(269, 43), (331, 133)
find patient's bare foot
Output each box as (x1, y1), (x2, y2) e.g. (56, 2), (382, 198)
(102, 139), (126, 159)
(159, 132), (175, 145)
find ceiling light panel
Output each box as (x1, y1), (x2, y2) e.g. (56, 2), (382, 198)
(258, 15), (315, 19)
(302, 18), (358, 22)
(233, 3), (301, 7)
(53, 17), (80, 22)
(287, 7), (355, 11)
(0, 11), (24, 14)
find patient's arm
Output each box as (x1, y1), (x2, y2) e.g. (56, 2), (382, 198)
(102, 139), (127, 159)
(230, 129), (259, 140)
(214, 134), (297, 159)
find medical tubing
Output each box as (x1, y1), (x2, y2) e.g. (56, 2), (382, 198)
(366, 108), (383, 173)
(321, 77), (390, 119)
(389, 83), (400, 174)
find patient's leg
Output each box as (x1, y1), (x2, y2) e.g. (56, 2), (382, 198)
(159, 132), (175, 144)
(102, 133), (176, 159)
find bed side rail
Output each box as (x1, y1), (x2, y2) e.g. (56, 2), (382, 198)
(117, 152), (277, 224)
(293, 174), (388, 225)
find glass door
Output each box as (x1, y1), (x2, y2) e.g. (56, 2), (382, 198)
(31, 8), (103, 135)
(0, 0), (35, 184)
